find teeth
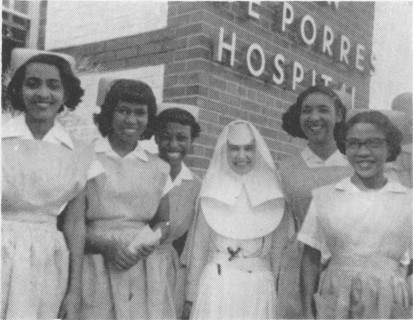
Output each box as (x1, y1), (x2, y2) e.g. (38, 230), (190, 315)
(167, 152), (180, 159)
(36, 103), (50, 108)
(357, 161), (373, 169)
(124, 129), (136, 134)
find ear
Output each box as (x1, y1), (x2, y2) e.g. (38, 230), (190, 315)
(154, 133), (160, 145)
(335, 107), (344, 123)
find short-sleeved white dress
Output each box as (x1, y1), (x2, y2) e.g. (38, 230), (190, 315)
(1, 115), (100, 319)
(80, 137), (171, 319)
(298, 177), (412, 319)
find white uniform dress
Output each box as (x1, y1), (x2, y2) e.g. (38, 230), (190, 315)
(1, 115), (102, 319)
(81, 137), (173, 319)
(184, 120), (287, 319)
(298, 177), (412, 319)
(145, 163), (202, 319)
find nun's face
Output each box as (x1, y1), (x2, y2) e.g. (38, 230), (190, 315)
(226, 140), (256, 175)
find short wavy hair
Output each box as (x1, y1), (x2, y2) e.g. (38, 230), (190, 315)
(156, 107), (201, 140)
(282, 85), (347, 152)
(7, 54), (84, 112)
(343, 110), (402, 162)
(93, 79), (157, 139)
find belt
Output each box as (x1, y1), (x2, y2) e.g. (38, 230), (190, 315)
(211, 252), (270, 273)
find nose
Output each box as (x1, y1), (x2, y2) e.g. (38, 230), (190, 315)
(357, 144), (371, 155)
(309, 110), (321, 121)
(238, 147), (246, 158)
(170, 137), (179, 148)
(124, 113), (138, 124)
(36, 84), (51, 98)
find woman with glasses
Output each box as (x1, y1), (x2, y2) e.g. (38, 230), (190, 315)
(276, 85), (352, 318)
(300, 110), (412, 319)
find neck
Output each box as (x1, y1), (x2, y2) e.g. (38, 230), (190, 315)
(25, 114), (55, 140)
(169, 162), (182, 181)
(308, 140), (338, 161)
(108, 134), (137, 157)
(351, 173), (387, 191)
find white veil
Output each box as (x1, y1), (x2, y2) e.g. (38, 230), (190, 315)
(200, 120), (285, 239)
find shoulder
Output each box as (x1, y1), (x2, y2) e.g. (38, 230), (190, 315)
(146, 152), (170, 173)
(190, 170), (203, 186)
(278, 154), (304, 172)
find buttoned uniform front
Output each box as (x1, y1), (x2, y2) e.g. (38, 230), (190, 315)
(81, 137), (172, 319)
(1, 114), (102, 319)
(276, 147), (352, 319)
(298, 177), (412, 319)
(145, 163), (202, 318)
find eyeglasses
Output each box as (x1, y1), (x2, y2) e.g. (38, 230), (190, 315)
(345, 138), (386, 150)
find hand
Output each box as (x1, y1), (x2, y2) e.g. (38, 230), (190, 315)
(182, 300), (193, 319)
(155, 221), (171, 243)
(136, 243), (157, 259)
(58, 291), (81, 319)
(104, 240), (140, 271)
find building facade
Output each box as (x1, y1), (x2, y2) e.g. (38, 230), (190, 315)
(25, 1), (376, 174)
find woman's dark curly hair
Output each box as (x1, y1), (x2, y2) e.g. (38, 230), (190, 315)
(342, 110), (402, 162)
(93, 79), (157, 139)
(156, 107), (201, 140)
(7, 54), (84, 112)
(282, 85), (347, 152)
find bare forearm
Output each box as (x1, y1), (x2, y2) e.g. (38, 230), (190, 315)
(63, 193), (86, 293)
(301, 245), (321, 318)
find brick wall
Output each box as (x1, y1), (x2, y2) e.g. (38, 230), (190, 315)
(50, 1), (374, 176)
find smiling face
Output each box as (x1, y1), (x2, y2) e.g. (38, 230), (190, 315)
(22, 62), (65, 124)
(226, 123), (256, 175)
(346, 122), (389, 188)
(110, 100), (148, 145)
(156, 122), (193, 168)
(300, 92), (342, 145)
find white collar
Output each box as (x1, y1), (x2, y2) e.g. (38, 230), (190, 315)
(2, 114), (74, 150)
(301, 146), (348, 168)
(172, 162), (193, 187)
(335, 177), (409, 194)
(401, 143), (412, 154)
(94, 136), (148, 161)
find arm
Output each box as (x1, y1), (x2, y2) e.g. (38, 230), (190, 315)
(182, 206), (212, 319)
(301, 244), (321, 319)
(149, 194), (171, 244)
(84, 179), (139, 271)
(58, 190), (86, 319)
(271, 200), (293, 292)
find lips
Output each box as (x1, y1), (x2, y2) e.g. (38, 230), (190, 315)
(355, 159), (375, 170)
(167, 152), (181, 160)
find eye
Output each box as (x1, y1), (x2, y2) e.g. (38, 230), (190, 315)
(23, 78), (40, 89)
(177, 134), (189, 142)
(301, 106), (312, 114)
(245, 145), (255, 152)
(317, 105), (331, 113)
(115, 108), (130, 115)
(228, 145), (239, 152)
(366, 138), (385, 148)
(47, 80), (63, 90)
(133, 108), (147, 117)
(345, 138), (360, 149)
(159, 134), (171, 141)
